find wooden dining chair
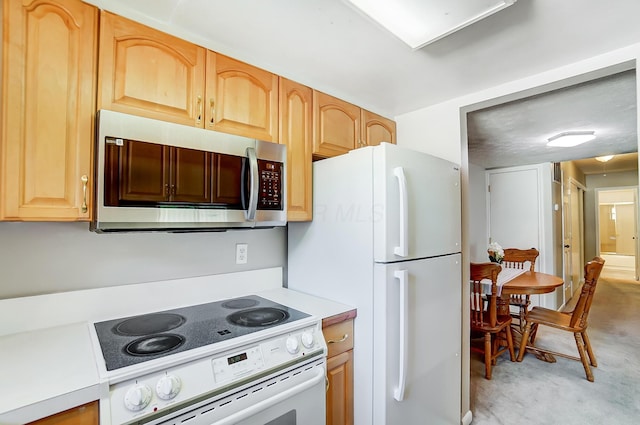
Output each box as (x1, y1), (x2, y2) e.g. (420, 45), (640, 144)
(502, 248), (539, 331)
(516, 256), (605, 382)
(470, 262), (516, 380)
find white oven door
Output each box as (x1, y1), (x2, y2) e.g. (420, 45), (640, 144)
(154, 360), (326, 425)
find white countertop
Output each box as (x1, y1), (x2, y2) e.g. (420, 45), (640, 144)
(0, 268), (354, 424)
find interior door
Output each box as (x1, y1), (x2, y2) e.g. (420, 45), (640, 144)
(568, 182), (584, 299)
(372, 254), (461, 425)
(488, 168), (539, 251)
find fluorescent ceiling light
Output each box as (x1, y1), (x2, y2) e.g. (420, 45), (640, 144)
(343, 0), (518, 49)
(595, 155), (614, 162)
(546, 131), (596, 147)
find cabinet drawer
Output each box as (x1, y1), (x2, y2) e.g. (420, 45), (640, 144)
(324, 319), (353, 358)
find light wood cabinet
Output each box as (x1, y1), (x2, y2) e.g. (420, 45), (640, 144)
(207, 53), (279, 142)
(27, 401), (99, 425)
(1, 0), (98, 221)
(279, 78), (313, 221)
(323, 316), (355, 425)
(361, 109), (396, 146)
(313, 91), (360, 159)
(98, 11), (206, 127)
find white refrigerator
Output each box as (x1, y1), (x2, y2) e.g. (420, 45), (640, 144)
(287, 143), (462, 425)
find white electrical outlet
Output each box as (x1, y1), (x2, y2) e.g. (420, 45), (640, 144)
(235, 243), (248, 264)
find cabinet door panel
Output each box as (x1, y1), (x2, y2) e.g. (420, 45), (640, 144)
(362, 109), (396, 146)
(98, 12), (206, 127)
(313, 91), (360, 158)
(1, 0), (97, 220)
(326, 350), (354, 425)
(279, 78), (312, 221)
(173, 148), (212, 203)
(207, 53), (278, 141)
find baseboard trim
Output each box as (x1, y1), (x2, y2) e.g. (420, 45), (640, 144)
(461, 410), (473, 425)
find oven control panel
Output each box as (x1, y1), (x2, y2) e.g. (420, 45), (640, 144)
(107, 322), (326, 425)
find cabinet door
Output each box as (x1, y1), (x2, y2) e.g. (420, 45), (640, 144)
(313, 91), (360, 158)
(172, 148), (212, 203)
(206, 52), (278, 141)
(98, 12), (206, 127)
(119, 140), (170, 203)
(361, 109), (396, 147)
(1, 0), (97, 220)
(326, 350), (354, 425)
(27, 401), (99, 425)
(279, 78), (313, 221)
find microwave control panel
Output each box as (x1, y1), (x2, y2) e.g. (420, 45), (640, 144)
(257, 160), (283, 210)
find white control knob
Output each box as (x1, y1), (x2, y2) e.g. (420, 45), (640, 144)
(156, 375), (181, 400)
(301, 331), (315, 348)
(286, 336), (300, 354)
(124, 384), (152, 411)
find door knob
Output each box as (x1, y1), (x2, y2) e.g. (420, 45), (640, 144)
(564, 244), (570, 248)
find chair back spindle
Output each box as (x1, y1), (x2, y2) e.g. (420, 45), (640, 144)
(569, 257), (605, 329)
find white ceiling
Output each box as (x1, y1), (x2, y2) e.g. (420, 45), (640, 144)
(88, 0), (640, 173)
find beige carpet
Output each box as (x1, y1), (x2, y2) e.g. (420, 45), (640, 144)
(470, 277), (640, 424)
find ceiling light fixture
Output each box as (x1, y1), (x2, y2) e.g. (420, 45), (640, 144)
(343, 0), (518, 49)
(595, 155), (614, 162)
(546, 131), (596, 147)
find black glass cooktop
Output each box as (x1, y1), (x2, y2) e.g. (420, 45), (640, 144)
(93, 295), (310, 371)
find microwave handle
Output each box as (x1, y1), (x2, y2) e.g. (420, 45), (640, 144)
(246, 147), (259, 221)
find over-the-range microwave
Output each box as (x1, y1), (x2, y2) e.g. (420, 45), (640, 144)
(91, 110), (286, 232)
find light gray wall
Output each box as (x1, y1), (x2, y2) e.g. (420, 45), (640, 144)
(468, 163), (488, 262)
(0, 222), (286, 299)
(584, 170), (639, 261)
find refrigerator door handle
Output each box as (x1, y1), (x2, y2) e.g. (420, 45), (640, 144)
(393, 269), (409, 402)
(393, 167), (409, 257)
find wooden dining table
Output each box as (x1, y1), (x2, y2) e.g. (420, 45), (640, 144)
(497, 270), (564, 316)
(497, 270), (564, 361)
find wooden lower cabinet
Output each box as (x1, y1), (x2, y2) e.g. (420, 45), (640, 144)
(27, 401), (99, 425)
(323, 317), (354, 425)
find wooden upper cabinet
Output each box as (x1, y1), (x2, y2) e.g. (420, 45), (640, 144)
(279, 78), (313, 221)
(98, 11), (206, 127)
(361, 109), (396, 147)
(206, 53), (279, 142)
(313, 91), (360, 158)
(1, 0), (98, 220)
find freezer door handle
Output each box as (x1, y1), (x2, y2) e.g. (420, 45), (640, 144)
(394, 269), (409, 402)
(393, 167), (409, 257)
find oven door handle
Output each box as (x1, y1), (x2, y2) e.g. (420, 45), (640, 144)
(212, 368), (325, 425)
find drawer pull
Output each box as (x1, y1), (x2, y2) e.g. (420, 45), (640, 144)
(327, 334), (349, 344)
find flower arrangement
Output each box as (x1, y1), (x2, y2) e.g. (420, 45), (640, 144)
(487, 242), (504, 264)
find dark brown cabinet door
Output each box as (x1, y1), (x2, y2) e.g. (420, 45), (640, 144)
(120, 140), (170, 203)
(172, 148), (212, 203)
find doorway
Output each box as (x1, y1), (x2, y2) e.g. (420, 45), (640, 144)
(596, 187), (639, 280)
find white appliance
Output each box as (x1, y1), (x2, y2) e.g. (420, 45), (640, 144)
(90, 295), (326, 425)
(288, 143), (462, 425)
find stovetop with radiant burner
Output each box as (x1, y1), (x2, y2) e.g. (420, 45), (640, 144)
(93, 295), (310, 371)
